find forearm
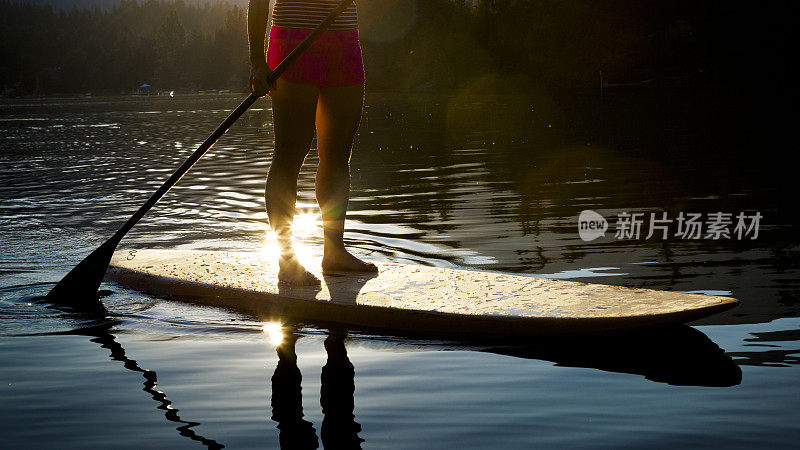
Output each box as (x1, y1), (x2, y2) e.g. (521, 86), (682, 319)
(248, 0), (270, 67)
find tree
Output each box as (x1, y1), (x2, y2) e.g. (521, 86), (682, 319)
(154, 8), (188, 88)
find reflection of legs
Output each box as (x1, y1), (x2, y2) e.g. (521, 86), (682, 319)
(267, 78), (321, 285)
(321, 333), (363, 449)
(316, 84), (377, 274)
(271, 334), (319, 449)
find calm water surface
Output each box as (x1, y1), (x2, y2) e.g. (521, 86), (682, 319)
(0, 91), (798, 448)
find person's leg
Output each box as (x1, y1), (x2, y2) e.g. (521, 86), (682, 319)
(268, 78), (322, 285)
(315, 83), (377, 272)
(321, 333), (363, 447)
(271, 333), (319, 448)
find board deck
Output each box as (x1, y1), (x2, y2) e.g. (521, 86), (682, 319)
(106, 250), (738, 337)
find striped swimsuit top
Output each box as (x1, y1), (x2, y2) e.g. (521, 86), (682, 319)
(272, 0), (358, 31)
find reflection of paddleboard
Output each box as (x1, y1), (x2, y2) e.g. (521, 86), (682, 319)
(350, 325), (742, 387)
(106, 250), (738, 337)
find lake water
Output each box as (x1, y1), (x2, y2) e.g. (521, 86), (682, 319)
(1, 90), (798, 448)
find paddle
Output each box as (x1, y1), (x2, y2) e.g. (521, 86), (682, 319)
(47, 0), (357, 306)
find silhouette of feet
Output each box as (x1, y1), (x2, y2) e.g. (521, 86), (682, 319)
(322, 247), (378, 274)
(278, 254), (321, 286)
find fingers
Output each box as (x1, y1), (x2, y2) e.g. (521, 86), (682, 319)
(250, 79), (267, 97)
(250, 76), (268, 97)
(249, 66), (272, 97)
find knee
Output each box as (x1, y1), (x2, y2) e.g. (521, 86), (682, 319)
(317, 143), (352, 173)
(271, 146), (309, 172)
(318, 155), (350, 175)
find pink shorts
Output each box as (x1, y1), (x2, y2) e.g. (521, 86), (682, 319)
(267, 27), (365, 87)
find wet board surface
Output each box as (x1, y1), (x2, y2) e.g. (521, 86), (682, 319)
(106, 250), (739, 337)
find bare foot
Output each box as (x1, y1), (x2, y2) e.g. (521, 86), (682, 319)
(322, 247), (378, 273)
(278, 254), (321, 286)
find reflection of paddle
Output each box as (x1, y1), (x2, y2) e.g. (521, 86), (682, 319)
(47, 0), (357, 307)
(66, 317), (224, 448)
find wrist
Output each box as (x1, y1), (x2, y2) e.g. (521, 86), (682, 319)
(250, 58), (267, 70)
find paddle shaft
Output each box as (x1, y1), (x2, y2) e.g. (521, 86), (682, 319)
(47, 0), (356, 302)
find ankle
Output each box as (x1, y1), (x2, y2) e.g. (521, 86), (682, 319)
(323, 227), (345, 249)
(323, 241), (347, 256)
(279, 252), (295, 261)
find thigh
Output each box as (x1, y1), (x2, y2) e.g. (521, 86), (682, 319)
(315, 83), (365, 164)
(270, 78), (320, 155)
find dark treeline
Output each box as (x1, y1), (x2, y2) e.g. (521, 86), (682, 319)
(1, 0), (247, 95)
(1, 0), (795, 96)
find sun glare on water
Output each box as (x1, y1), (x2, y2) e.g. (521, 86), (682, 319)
(262, 321), (284, 346)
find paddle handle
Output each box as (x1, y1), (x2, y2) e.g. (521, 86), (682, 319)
(109, 0), (356, 246)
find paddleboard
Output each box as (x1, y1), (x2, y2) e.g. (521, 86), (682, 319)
(106, 250), (738, 337)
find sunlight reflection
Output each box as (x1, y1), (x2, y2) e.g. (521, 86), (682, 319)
(292, 211), (321, 238)
(262, 321), (284, 346)
(260, 232), (319, 265)
(259, 211), (323, 269)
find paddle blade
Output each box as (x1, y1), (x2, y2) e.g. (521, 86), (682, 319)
(46, 238), (117, 308)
